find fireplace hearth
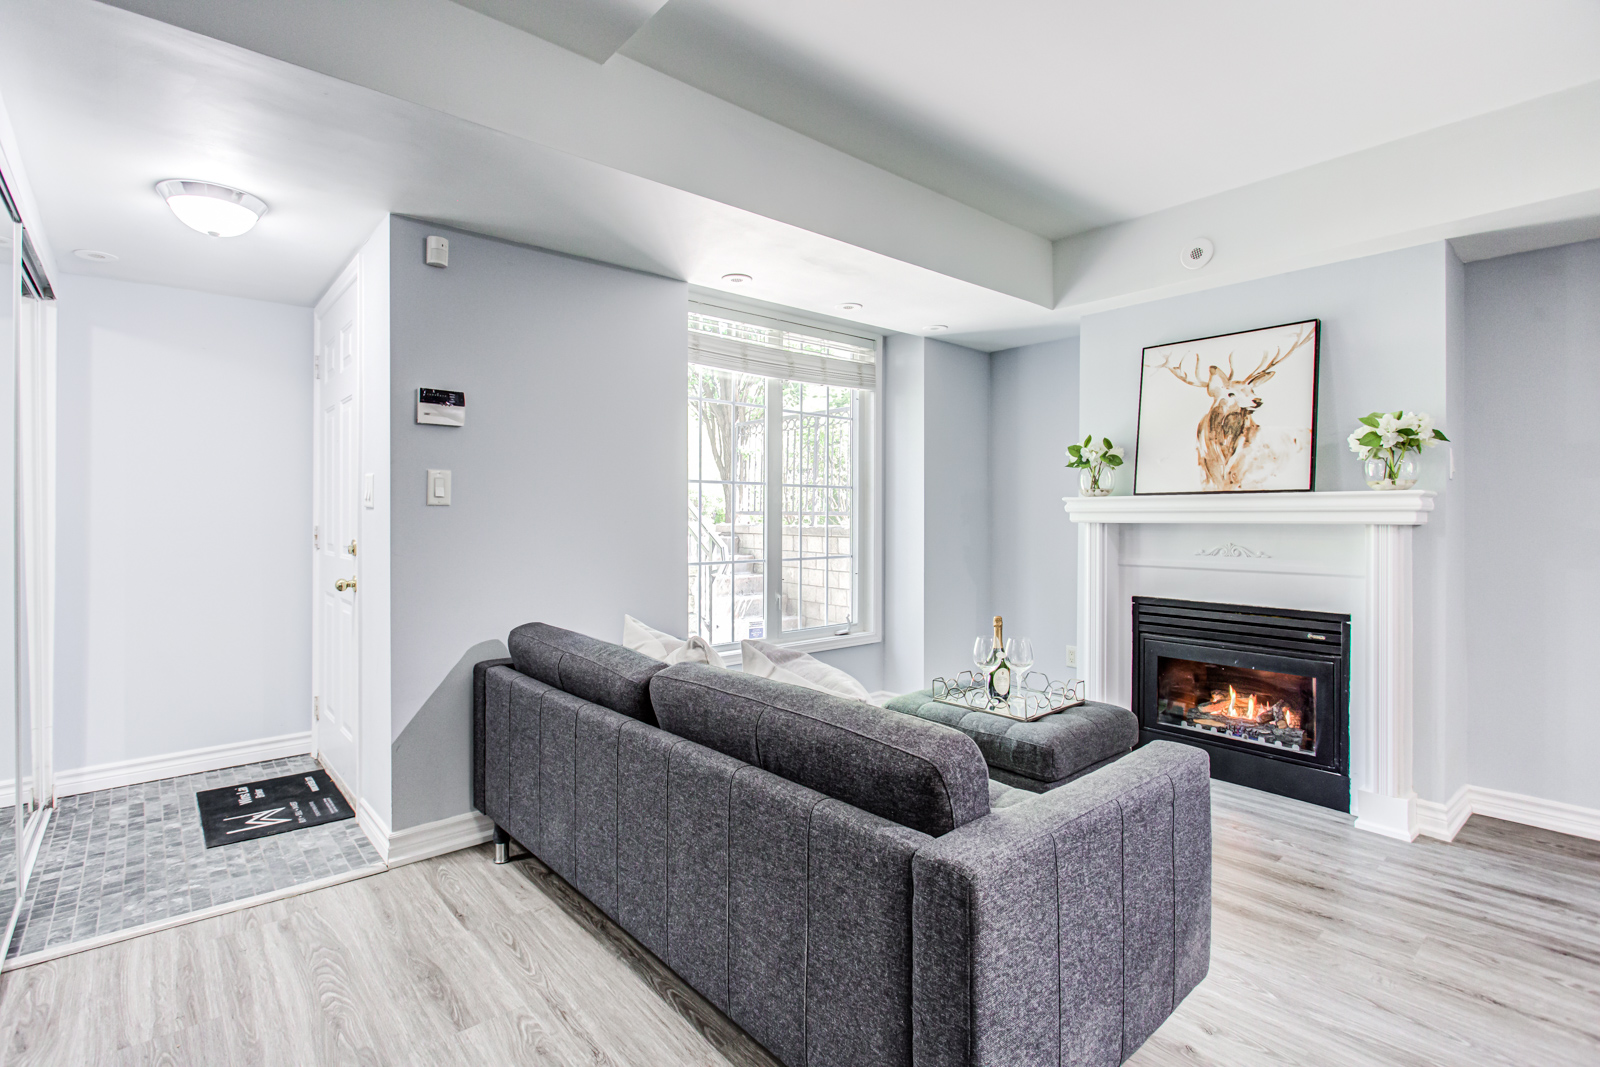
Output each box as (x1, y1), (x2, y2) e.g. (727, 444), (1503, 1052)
(1133, 597), (1350, 811)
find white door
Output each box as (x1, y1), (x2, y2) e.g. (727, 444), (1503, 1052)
(313, 274), (360, 798)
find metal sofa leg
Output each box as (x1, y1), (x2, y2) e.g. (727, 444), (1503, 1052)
(493, 824), (510, 864)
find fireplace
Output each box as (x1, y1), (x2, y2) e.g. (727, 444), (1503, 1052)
(1133, 597), (1350, 811)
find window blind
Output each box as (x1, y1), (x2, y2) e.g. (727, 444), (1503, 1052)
(687, 306), (877, 390)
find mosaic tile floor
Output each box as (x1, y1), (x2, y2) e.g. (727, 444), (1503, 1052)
(0, 805), (15, 936)
(7, 756), (382, 961)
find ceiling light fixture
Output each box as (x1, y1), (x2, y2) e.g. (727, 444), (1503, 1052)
(925, 324), (949, 332)
(74, 249), (118, 262)
(156, 179), (268, 237)
(838, 302), (863, 311)
(720, 273), (752, 284)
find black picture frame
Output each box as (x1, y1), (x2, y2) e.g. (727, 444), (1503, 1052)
(1133, 318), (1321, 495)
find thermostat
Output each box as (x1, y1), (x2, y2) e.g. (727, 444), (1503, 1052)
(417, 388), (465, 426)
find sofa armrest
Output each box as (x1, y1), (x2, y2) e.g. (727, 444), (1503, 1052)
(473, 658), (515, 815)
(911, 742), (1211, 1067)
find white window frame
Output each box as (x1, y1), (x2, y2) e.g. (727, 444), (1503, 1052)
(687, 291), (882, 663)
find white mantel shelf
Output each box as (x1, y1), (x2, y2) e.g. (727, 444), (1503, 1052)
(1064, 490), (1434, 526)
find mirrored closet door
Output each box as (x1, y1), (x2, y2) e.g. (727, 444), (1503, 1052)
(0, 165), (54, 955)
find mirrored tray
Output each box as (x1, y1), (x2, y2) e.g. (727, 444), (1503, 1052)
(929, 671), (1086, 722)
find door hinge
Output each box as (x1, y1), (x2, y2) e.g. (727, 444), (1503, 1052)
(313, 524), (320, 549)
(313, 695), (320, 721)
(314, 351), (322, 380)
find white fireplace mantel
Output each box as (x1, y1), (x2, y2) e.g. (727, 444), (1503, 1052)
(1066, 489), (1435, 841)
(1066, 489), (1434, 526)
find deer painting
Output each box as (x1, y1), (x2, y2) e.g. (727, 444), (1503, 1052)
(1145, 324), (1317, 492)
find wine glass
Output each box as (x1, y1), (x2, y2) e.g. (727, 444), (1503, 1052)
(973, 636), (996, 671)
(1008, 638), (1035, 681)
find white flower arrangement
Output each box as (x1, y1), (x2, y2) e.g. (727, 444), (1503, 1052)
(1348, 410), (1448, 485)
(1067, 434), (1125, 495)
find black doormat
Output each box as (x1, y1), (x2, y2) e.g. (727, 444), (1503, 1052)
(195, 769), (354, 848)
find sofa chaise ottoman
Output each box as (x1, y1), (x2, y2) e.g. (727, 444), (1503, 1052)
(474, 622), (1211, 1067)
(886, 691), (1140, 792)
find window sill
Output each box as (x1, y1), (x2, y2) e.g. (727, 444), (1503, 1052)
(713, 629), (881, 668)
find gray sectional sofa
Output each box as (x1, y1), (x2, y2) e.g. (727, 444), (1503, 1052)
(474, 623), (1212, 1067)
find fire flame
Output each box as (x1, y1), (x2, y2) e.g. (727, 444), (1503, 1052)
(1190, 682), (1306, 735)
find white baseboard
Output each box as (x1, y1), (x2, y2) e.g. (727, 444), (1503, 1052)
(356, 796), (393, 862)
(54, 732), (313, 797)
(1417, 784), (1600, 843)
(0, 776), (31, 808)
(1416, 786), (1474, 842)
(356, 798), (493, 868)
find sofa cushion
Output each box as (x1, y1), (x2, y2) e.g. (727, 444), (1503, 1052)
(508, 622), (666, 724)
(740, 639), (871, 701)
(885, 691), (1138, 788)
(649, 663), (991, 836)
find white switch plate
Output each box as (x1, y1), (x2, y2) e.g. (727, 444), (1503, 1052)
(362, 473), (375, 509)
(1065, 645), (1078, 669)
(426, 469), (451, 506)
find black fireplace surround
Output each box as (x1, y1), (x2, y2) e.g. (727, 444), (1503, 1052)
(1133, 596), (1350, 811)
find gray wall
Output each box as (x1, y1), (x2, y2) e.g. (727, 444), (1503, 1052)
(387, 218), (686, 829)
(883, 334), (926, 692)
(1078, 243), (1454, 495)
(54, 275), (313, 773)
(1076, 242), (1463, 803)
(1462, 237), (1600, 811)
(882, 335), (992, 691)
(923, 340), (993, 679)
(989, 337), (1080, 681)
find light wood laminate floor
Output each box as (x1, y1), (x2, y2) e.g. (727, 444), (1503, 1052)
(1, 781), (1596, 1066)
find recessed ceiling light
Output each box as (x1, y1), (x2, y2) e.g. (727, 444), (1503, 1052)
(721, 273), (752, 284)
(74, 249), (118, 262)
(838, 302), (863, 311)
(156, 179), (268, 238)
(925, 324), (949, 332)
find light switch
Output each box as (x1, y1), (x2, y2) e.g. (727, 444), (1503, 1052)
(426, 469), (451, 506)
(363, 473), (375, 509)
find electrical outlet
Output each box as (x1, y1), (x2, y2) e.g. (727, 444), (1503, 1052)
(1065, 645), (1078, 669)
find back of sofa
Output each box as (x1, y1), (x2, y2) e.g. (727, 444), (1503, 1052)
(649, 662), (991, 837)
(508, 621), (665, 723)
(479, 661), (932, 1067)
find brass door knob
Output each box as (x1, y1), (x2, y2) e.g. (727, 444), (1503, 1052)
(346, 540), (357, 556)
(335, 578), (357, 592)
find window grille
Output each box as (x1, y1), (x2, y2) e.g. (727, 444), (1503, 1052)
(686, 303), (877, 649)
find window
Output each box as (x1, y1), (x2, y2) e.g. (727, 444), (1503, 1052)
(686, 302), (879, 652)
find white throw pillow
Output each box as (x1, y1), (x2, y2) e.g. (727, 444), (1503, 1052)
(622, 615), (722, 666)
(740, 639), (871, 702)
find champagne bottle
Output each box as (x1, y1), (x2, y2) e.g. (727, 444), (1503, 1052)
(986, 615), (1011, 707)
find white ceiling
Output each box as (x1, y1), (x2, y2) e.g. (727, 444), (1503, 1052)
(622, 0), (1600, 238)
(5, 0), (1600, 349)
(0, 0), (1064, 334)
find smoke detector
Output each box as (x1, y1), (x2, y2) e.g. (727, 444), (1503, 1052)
(1180, 238), (1214, 270)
